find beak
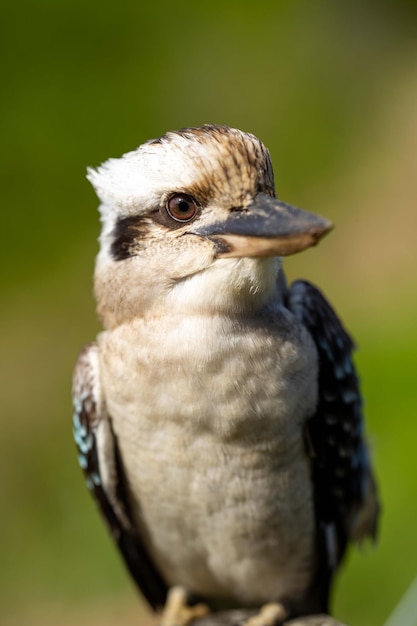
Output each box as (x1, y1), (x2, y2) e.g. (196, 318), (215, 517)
(192, 193), (332, 258)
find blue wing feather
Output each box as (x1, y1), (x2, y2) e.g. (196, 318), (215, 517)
(287, 280), (379, 569)
(72, 343), (168, 610)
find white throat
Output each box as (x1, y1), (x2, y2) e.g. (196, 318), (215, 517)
(162, 256), (282, 318)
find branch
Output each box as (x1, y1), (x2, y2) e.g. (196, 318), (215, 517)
(189, 610), (346, 626)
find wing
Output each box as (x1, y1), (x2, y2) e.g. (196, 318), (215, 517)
(72, 343), (168, 610)
(286, 280), (379, 589)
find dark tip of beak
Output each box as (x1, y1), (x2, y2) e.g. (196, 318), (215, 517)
(193, 193), (333, 258)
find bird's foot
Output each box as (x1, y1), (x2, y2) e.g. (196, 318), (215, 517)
(243, 603), (289, 626)
(159, 586), (210, 626)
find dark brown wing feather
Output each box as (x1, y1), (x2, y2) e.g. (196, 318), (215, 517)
(72, 343), (168, 610)
(286, 280), (379, 610)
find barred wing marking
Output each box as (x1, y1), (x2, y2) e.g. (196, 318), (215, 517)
(72, 343), (168, 610)
(287, 280), (379, 568)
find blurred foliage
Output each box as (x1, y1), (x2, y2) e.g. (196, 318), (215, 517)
(1, 1), (417, 625)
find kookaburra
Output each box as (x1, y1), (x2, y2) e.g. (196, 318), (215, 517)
(72, 125), (379, 623)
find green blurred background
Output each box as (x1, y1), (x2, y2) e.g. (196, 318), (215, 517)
(1, 1), (417, 625)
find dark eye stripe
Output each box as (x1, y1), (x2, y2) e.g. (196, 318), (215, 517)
(111, 215), (148, 261)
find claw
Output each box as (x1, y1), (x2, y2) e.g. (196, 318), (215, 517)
(160, 586), (210, 626)
(243, 603), (288, 626)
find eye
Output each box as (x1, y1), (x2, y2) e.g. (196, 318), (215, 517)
(166, 194), (199, 222)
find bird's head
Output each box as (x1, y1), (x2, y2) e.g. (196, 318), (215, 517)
(89, 125), (332, 328)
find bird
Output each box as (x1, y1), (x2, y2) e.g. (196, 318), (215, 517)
(72, 124), (379, 625)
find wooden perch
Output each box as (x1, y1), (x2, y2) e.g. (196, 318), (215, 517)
(177, 610), (346, 626)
